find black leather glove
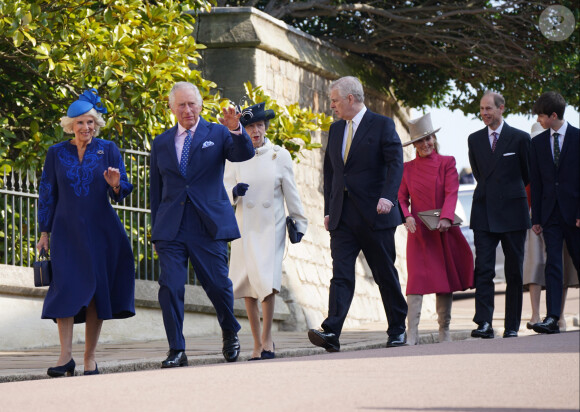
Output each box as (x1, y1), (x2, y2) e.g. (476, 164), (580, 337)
(296, 232), (304, 243)
(232, 183), (249, 197)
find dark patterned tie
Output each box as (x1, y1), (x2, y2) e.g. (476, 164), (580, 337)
(180, 129), (192, 177)
(491, 132), (498, 153)
(553, 132), (560, 167)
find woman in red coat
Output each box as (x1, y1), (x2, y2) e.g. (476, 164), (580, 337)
(398, 113), (474, 345)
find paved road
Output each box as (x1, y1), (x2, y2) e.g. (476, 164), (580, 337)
(1, 331), (578, 411)
(3, 286), (578, 382)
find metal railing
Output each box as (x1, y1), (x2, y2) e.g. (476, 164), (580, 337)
(0, 143), (198, 285)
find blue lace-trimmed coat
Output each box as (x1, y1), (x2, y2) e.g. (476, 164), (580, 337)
(38, 138), (135, 323)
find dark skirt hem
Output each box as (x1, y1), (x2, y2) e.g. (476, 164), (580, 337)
(43, 308), (136, 324)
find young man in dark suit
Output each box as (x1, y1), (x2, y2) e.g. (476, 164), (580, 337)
(468, 91), (531, 339)
(530, 91), (580, 334)
(150, 82), (254, 367)
(308, 76), (407, 351)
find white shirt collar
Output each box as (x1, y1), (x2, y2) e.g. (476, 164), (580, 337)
(177, 118), (200, 137)
(488, 120), (504, 137)
(551, 120), (568, 137)
(351, 106), (367, 127)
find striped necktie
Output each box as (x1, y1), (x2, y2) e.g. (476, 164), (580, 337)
(180, 129), (192, 177)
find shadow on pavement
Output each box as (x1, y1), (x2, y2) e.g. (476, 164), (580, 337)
(271, 331), (580, 363)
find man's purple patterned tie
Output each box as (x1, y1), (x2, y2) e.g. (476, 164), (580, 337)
(491, 132), (498, 153)
(180, 129), (192, 177)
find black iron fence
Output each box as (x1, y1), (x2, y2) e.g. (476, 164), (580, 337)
(0, 143), (198, 285)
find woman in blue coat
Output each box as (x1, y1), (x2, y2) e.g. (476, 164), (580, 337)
(36, 89), (135, 377)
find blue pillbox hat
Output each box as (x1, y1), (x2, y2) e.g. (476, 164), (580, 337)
(67, 88), (108, 117)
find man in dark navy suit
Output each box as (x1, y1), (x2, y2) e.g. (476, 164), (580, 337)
(308, 76), (407, 351)
(530, 91), (580, 334)
(150, 82), (254, 367)
(468, 91), (531, 339)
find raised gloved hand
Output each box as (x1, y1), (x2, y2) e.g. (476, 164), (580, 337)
(232, 183), (249, 197)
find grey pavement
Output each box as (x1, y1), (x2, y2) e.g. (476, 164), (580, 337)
(1, 284), (578, 383)
(1, 328), (579, 412)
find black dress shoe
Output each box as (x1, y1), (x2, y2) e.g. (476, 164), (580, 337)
(83, 362), (100, 375)
(222, 330), (241, 362)
(471, 322), (494, 339)
(526, 321), (535, 330)
(532, 316), (560, 334)
(386, 332), (407, 347)
(503, 330), (518, 338)
(47, 358), (76, 377)
(161, 349), (188, 368)
(308, 329), (340, 352)
(261, 343), (275, 360)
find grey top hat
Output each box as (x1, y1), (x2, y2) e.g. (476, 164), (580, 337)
(402, 113), (441, 147)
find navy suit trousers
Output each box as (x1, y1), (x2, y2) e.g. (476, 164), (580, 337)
(473, 229), (526, 331)
(156, 201), (240, 350)
(323, 196), (407, 337)
(542, 206), (580, 319)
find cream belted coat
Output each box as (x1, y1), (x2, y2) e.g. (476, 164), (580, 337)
(224, 139), (308, 301)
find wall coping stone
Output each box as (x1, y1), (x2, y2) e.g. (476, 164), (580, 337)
(0, 264), (290, 321)
(193, 6), (410, 123)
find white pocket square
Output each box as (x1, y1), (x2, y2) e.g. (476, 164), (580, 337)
(503, 152), (516, 156)
(202, 141), (215, 149)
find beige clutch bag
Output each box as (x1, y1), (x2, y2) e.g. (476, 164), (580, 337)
(417, 209), (463, 231)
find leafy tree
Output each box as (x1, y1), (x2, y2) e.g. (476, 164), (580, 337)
(0, 0), (221, 171)
(0, 0), (331, 173)
(218, 1), (579, 115)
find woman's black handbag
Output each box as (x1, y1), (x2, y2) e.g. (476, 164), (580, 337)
(286, 216), (300, 244)
(33, 249), (52, 287)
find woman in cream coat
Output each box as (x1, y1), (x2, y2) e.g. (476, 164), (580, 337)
(224, 103), (307, 360)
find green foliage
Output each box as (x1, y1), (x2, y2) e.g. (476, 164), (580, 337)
(0, 0), (216, 171)
(242, 82), (332, 160)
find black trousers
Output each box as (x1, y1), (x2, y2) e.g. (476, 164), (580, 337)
(322, 196), (407, 337)
(542, 206), (580, 319)
(473, 229), (526, 331)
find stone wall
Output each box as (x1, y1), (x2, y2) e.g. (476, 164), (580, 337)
(195, 7), (433, 333)
(0, 264), (290, 350)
